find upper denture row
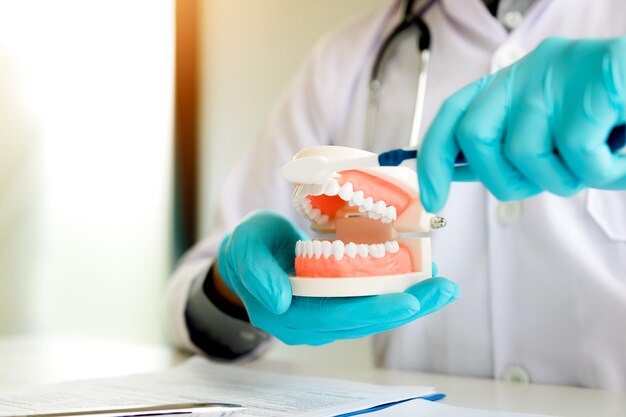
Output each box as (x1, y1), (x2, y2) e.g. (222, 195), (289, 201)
(293, 180), (398, 224)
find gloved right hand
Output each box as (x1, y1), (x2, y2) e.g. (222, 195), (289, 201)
(216, 210), (459, 346)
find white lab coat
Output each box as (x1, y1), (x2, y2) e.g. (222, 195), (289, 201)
(167, 0), (626, 390)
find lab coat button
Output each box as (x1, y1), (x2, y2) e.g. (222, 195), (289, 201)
(492, 44), (526, 71)
(502, 365), (531, 384)
(497, 201), (523, 225)
(502, 11), (524, 31)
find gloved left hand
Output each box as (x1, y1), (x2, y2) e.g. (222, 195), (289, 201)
(217, 210), (459, 346)
(418, 37), (626, 213)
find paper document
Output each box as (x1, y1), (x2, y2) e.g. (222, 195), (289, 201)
(0, 356), (434, 417)
(372, 398), (552, 417)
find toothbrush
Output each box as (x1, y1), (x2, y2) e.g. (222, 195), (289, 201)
(281, 148), (465, 184)
(281, 124), (625, 185)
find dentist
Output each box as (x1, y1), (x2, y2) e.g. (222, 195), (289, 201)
(167, 0), (626, 390)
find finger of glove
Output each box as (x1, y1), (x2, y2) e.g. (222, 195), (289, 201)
(404, 277), (459, 318)
(505, 102), (583, 196)
(432, 262), (439, 276)
(554, 59), (626, 187)
(217, 235), (249, 297)
(555, 110), (626, 187)
(244, 294), (420, 346)
(224, 212), (300, 314)
(264, 310), (432, 346)
(451, 164), (478, 182)
(243, 210), (307, 273)
(272, 292), (422, 332)
(456, 74), (541, 201)
(249, 293), (420, 332)
(273, 279), (459, 338)
(418, 80), (486, 213)
(251, 282), (457, 345)
(220, 242), (288, 315)
(237, 240), (293, 314)
(598, 174), (626, 189)
(266, 278), (459, 345)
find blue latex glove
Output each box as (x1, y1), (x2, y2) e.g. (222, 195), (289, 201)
(418, 37), (626, 213)
(217, 210), (459, 346)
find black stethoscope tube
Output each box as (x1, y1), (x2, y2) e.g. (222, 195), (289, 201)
(370, 0), (432, 87)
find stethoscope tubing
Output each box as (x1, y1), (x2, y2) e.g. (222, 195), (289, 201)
(366, 0), (435, 152)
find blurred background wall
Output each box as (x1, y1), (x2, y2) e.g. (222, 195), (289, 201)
(199, 0), (386, 367)
(0, 0), (389, 366)
(0, 0), (174, 343)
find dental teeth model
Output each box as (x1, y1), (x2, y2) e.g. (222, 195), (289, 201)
(282, 145), (446, 297)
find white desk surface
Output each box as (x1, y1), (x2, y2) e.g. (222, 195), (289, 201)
(0, 336), (624, 417)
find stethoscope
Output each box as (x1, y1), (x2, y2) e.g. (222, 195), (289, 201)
(365, 0), (437, 153)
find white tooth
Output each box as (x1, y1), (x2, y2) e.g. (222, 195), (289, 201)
(331, 240), (345, 261)
(294, 184), (306, 201)
(357, 244), (369, 257)
(292, 190), (300, 206)
(324, 180), (340, 196)
(300, 184), (313, 198)
(374, 201), (386, 214)
(358, 205), (368, 213)
(384, 241), (399, 253)
(381, 216), (391, 224)
(322, 240), (332, 258)
(338, 182), (354, 201)
(368, 210), (382, 220)
(295, 241), (302, 257)
(385, 206), (397, 220)
(305, 241), (314, 258)
(313, 240), (323, 259)
(362, 197), (374, 210)
(345, 242), (357, 259)
(317, 214), (329, 225)
(309, 208), (322, 221)
(389, 241), (400, 253)
(349, 191), (364, 206)
(369, 244), (385, 258)
(309, 183), (326, 196)
(301, 198), (312, 209)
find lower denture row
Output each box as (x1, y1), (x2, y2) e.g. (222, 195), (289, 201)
(296, 239), (400, 261)
(294, 241), (413, 277)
